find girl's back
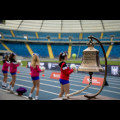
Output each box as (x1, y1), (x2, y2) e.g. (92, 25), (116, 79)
(30, 65), (42, 77)
(2, 60), (10, 71)
(10, 60), (20, 73)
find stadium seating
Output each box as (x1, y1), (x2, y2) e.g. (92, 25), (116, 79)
(61, 33), (79, 39)
(13, 30), (36, 38)
(51, 44), (69, 57)
(3, 42), (30, 57)
(0, 29), (13, 39)
(103, 32), (120, 39)
(109, 44), (120, 58)
(50, 39), (69, 42)
(38, 32), (58, 38)
(0, 43), (6, 50)
(0, 29), (120, 58)
(29, 43), (49, 58)
(0, 29), (11, 36)
(71, 45), (109, 58)
(0, 29), (120, 41)
(0, 41), (119, 58)
(83, 32), (101, 39)
(31, 38), (48, 41)
(94, 45), (109, 57)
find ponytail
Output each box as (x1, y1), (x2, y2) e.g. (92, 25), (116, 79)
(9, 53), (16, 63)
(59, 53), (63, 61)
(59, 51), (68, 61)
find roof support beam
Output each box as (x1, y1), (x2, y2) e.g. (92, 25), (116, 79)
(101, 20), (105, 31)
(40, 20), (44, 31)
(61, 20), (63, 32)
(80, 20), (83, 32)
(17, 20), (24, 30)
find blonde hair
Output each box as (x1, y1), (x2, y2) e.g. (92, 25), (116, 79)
(31, 54), (40, 68)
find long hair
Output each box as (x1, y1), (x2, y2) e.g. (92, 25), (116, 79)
(31, 54), (40, 68)
(59, 53), (63, 61)
(9, 53), (15, 63)
(59, 52), (67, 61)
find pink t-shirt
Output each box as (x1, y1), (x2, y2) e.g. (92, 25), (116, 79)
(2, 61), (10, 71)
(30, 65), (42, 77)
(10, 62), (20, 73)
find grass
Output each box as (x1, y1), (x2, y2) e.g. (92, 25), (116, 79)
(40, 60), (120, 65)
(0, 60), (120, 67)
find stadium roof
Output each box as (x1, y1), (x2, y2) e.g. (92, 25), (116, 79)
(0, 20), (120, 33)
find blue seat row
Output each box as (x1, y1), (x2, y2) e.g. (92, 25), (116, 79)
(71, 45), (109, 58)
(0, 41), (120, 58)
(0, 43), (6, 50)
(29, 43), (49, 58)
(109, 45), (120, 58)
(51, 44), (69, 57)
(0, 29), (120, 41)
(3, 42), (30, 57)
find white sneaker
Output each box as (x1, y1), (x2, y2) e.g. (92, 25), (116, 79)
(2, 85), (5, 88)
(6, 88), (10, 91)
(10, 90), (14, 94)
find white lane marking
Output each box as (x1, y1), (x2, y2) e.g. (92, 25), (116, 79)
(9, 68), (120, 83)
(14, 70), (120, 83)
(16, 73), (120, 91)
(6, 72), (120, 90)
(0, 79), (59, 96)
(0, 76), (91, 95)
(1, 73), (120, 95)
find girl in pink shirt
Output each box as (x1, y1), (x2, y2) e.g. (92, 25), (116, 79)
(28, 53), (45, 100)
(2, 53), (10, 88)
(7, 53), (21, 93)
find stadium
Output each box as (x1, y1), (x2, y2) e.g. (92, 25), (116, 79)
(0, 20), (120, 100)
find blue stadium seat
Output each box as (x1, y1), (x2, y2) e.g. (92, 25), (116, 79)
(100, 38), (111, 41)
(109, 45), (120, 58)
(94, 45), (109, 57)
(50, 39), (69, 42)
(51, 44), (69, 57)
(103, 32), (120, 39)
(61, 33), (79, 39)
(3, 42), (30, 57)
(72, 39), (80, 41)
(71, 45), (109, 58)
(71, 45), (79, 57)
(83, 32), (101, 39)
(0, 29), (12, 36)
(112, 38), (120, 41)
(0, 43), (6, 50)
(29, 43), (49, 58)
(38, 32), (58, 38)
(3, 36), (16, 40)
(79, 46), (88, 57)
(37, 38), (48, 41)
(13, 30), (36, 38)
